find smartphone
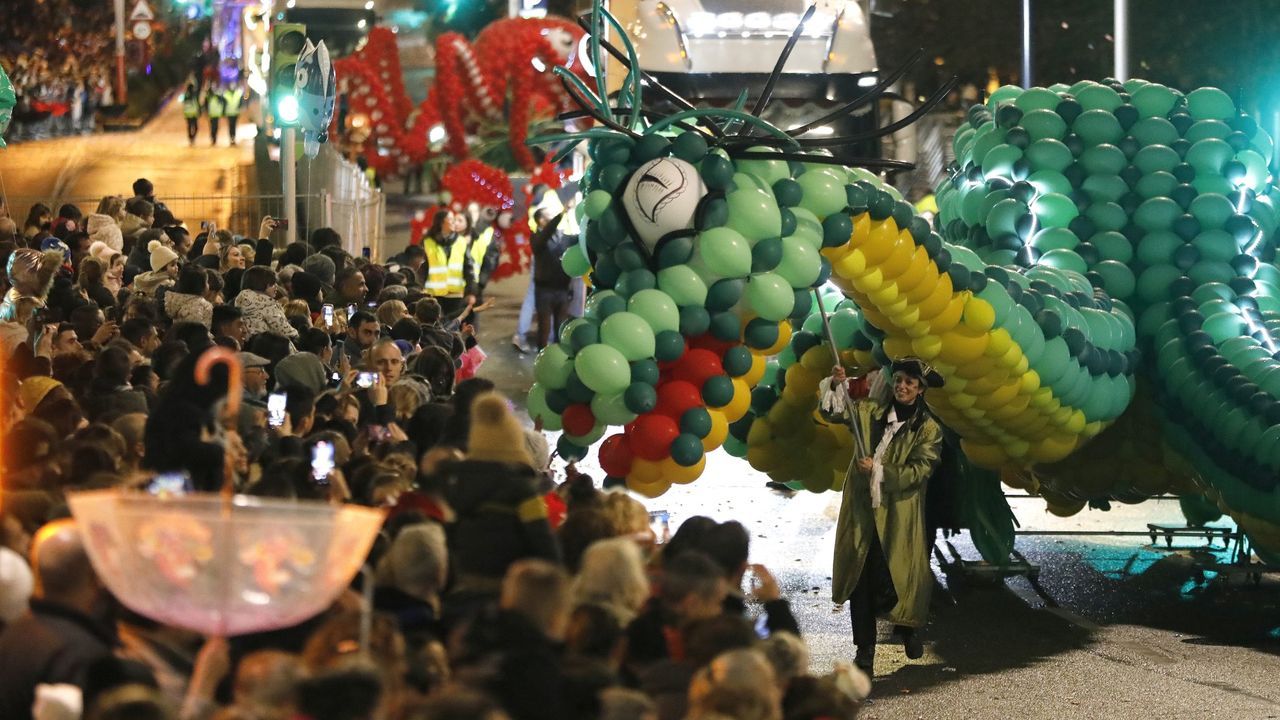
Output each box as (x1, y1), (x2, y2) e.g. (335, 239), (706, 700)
(147, 472), (192, 497)
(275, 218), (289, 230)
(329, 371), (342, 388)
(311, 441), (335, 484)
(267, 392), (287, 427)
(368, 424), (390, 443)
(355, 371), (379, 389)
(322, 303), (334, 327)
(362, 246), (371, 259)
(200, 220), (210, 230)
(648, 510), (670, 544)
(366, 301), (377, 309)
(346, 303), (357, 318)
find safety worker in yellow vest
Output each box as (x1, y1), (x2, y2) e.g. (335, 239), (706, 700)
(421, 206), (476, 319)
(205, 83), (226, 147)
(223, 80), (245, 146)
(181, 82), (201, 147)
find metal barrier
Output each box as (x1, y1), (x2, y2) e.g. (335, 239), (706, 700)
(297, 143), (386, 259)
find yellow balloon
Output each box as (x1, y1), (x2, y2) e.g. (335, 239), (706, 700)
(954, 355), (996, 380)
(703, 409), (729, 450)
(882, 335), (914, 360)
(950, 392), (977, 409)
(662, 455), (705, 485)
(961, 439), (1010, 468)
(905, 319), (933, 339)
(628, 457), (664, 485)
(743, 352), (767, 386)
(926, 295), (967, 334)
(985, 327), (1013, 358)
(938, 325), (990, 364)
(747, 443), (784, 472)
(911, 334), (942, 360)
(1029, 433), (1077, 463)
(800, 345), (831, 373)
(747, 416), (774, 447)
(821, 244), (851, 263)
(785, 363), (821, 398)
(628, 476), (673, 498)
(848, 212), (872, 248)
(913, 280), (954, 320)
(962, 298), (996, 333)
(724, 378), (752, 421)
(834, 250), (867, 279)
(887, 304), (921, 329)
(1019, 369), (1041, 394)
(878, 234), (916, 280)
(861, 219), (899, 263)
(868, 283), (901, 306)
(852, 267), (884, 295)
(905, 263), (943, 303)
(895, 247), (932, 294)
(882, 293), (912, 318)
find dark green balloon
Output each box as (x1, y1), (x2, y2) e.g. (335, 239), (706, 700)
(702, 375), (735, 407)
(592, 253), (621, 289)
(790, 289), (813, 319)
(557, 436), (590, 462)
(624, 382), (658, 414)
(595, 293), (628, 319)
(892, 201), (914, 230)
(710, 312), (742, 341)
(655, 330), (686, 362)
(744, 317), (780, 349)
(780, 208), (797, 237)
(672, 131), (709, 162)
(679, 305), (712, 336)
(680, 407), (713, 438)
(728, 415), (753, 440)
(868, 190), (895, 220)
(751, 385), (779, 413)
(822, 213), (853, 247)
(791, 329), (821, 357)
(595, 137), (633, 165)
(545, 388), (571, 413)
(752, 237), (783, 273)
(657, 236), (695, 268)
(569, 321), (600, 353)
(596, 164), (630, 194)
(565, 370), (595, 403)
(616, 268), (657, 297)
(632, 134), (672, 164)
(631, 358), (661, 385)
(845, 184), (869, 214)
(614, 242), (647, 272)
(701, 155), (736, 190)
(670, 434), (704, 466)
(706, 279), (746, 312)
(722, 346), (753, 377)
(773, 178), (803, 207)
(698, 196), (729, 230)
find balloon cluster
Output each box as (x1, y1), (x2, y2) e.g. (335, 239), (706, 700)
(938, 78), (1280, 544)
(0, 64), (14, 149)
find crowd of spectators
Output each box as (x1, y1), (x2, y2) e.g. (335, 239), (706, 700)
(1, 0), (119, 142)
(0, 177), (869, 720)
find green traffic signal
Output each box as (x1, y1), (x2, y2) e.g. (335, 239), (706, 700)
(270, 22), (307, 127)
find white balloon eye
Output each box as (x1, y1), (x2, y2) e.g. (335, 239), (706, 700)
(296, 68), (309, 87)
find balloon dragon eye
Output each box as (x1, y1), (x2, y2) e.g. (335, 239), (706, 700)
(631, 159), (689, 225)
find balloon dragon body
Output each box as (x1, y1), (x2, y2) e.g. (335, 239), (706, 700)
(525, 3), (1280, 564)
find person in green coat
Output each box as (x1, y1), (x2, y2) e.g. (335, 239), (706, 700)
(828, 357), (943, 676)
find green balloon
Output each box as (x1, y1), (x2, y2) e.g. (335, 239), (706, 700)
(775, 237), (822, 288)
(1076, 83), (1123, 111)
(657, 265), (709, 307)
(1203, 311), (1245, 344)
(1137, 264), (1184, 305)
(1085, 201), (1128, 231)
(575, 344), (631, 395)
(736, 148), (790, 186)
(1036, 336), (1072, 384)
(1094, 260), (1136, 300)
(1081, 174), (1128, 203)
(527, 384), (554, 425)
(1135, 171), (1178, 200)
(568, 320), (600, 353)
(1012, 87), (1059, 111)
(1039, 248), (1088, 274)
(628, 289), (680, 334)
(1032, 193), (1078, 229)
(591, 390), (638, 425)
(1026, 169), (1072, 196)
(600, 311), (656, 361)
(747, 273), (795, 321)
(1091, 231), (1133, 263)
(702, 375), (735, 408)
(1136, 231), (1182, 266)
(1130, 117), (1179, 147)
(1131, 83), (1178, 118)
(698, 226), (753, 278)
(584, 189), (612, 220)
(1134, 197), (1181, 231)
(796, 168), (847, 219)
(1073, 109), (1124, 145)
(1025, 139), (1074, 173)
(585, 290), (626, 320)
(726, 187), (782, 242)
(624, 381), (658, 414)
(1081, 144), (1127, 176)
(1021, 109), (1068, 141)
(1186, 87), (1235, 121)
(982, 143), (1023, 178)
(1030, 227), (1079, 252)
(562, 245), (591, 277)
(1185, 119), (1231, 144)
(1185, 138), (1234, 174)
(534, 343), (574, 389)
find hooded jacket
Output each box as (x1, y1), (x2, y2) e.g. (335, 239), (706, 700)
(118, 212), (150, 242)
(438, 460), (560, 589)
(164, 290), (214, 327)
(234, 289), (298, 339)
(131, 269), (174, 299)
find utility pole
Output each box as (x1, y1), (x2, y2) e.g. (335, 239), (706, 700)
(1021, 0), (1032, 89)
(282, 128), (298, 244)
(114, 0), (128, 104)
(1114, 0), (1129, 82)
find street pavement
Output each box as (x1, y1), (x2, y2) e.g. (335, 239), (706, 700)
(466, 272), (1280, 719)
(0, 97), (255, 227)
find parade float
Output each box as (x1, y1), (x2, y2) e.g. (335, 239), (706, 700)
(521, 2), (1280, 565)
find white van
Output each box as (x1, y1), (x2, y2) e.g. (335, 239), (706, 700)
(610, 0), (881, 155)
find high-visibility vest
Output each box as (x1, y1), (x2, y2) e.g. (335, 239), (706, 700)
(207, 92), (225, 118)
(224, 87), (244, 115)
(424, 236), (468, 296)
(469, 227), (493, 282)
(182, 93), (200, 118)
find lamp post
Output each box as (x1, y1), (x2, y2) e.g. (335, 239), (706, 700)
(1021, 0), (1032, 89)
(1114, 0), (1129, 82)
(114, 0), (128, 104)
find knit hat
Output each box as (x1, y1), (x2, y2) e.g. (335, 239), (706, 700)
(86, 213), (124, 252)
(4, 249), (63, 302)
(301, 253), (336, 286)
(149, 239), (179, 272)
(19, 375), (63, 411)
(466, 392), (534, 466)
(0, 547), (33, 623)
(374, 523), (448, 601)
(290, 270), (322, 302)
(88, 240), (120, 264)
(274, 352), (327, 394)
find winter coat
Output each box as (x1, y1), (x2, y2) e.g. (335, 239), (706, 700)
(452, 607), (565, 720)
(82, 383), (149, 423)
(119, 212), (150, 242)
(131, 269), (174, 299)
(439, 460), (560, 591)
(235, 289), (299, 339)
(831, 398), (941, 628)
(0, 599), (117, 720)
(531, 214), (572, 290)
(164, 290), (214, 327)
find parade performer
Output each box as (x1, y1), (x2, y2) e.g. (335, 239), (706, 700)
(824, 357), (944, 676)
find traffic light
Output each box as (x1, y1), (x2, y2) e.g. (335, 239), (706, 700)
(270, 22), (307, 126)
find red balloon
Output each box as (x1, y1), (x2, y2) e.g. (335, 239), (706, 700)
(689, 334), (736, 356)
(672, 348), (724, 388)
(599, 434), (634, 477)
(562, 404), (596, 437)
(655, 380), (703, 420)
(630, 414), (680, 460)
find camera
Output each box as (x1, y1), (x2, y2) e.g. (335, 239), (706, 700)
(322, 303), (334, 327)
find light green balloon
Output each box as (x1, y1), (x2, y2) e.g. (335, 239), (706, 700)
(1131, 83), (1178, 118)
(657, 265), (708, 307)
(600, 311), (656, 361)
(628, 288), (681, 333)
(776, 237), (822, 289)
(1186, 87), (1235, 121)
(1073, 109), (1124, 145)
(1136, 231), (1182, 266)
(1025, 139), (1074, 173)
(746, 272), (794, 321)
(726, 187), (782, 241)
(789, 207), (825, 251)
(591, 390), (637, 425)
(1021, 109), (1067, 141)
(735, 147), (791, 186)
(1185, 119), (1231, 144)
(698, 226), (753, 278)
(1012, 87), (1060, 111)
(1027, 169), (1072, 196)
(534, 343), (574, 389)
(584, 189), (612, 220)
(562, 245), (591, 277)
(1135, 171), (1178, 200)
(1032, 193), (1078, 228)
(575, 343), (632, 395)
(585, 290), (623, 320)
(797, 168), (847, 219)
(1134, 197), (1181, 231)
(1075, 84), (1123, 112)
(1039, 248), (1088, 274)
(1189, 194), (1235, 230)
(526, 383), (555, 425)
(1035, 337), (1072, 384)
(1130, 117), (1179, 147)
